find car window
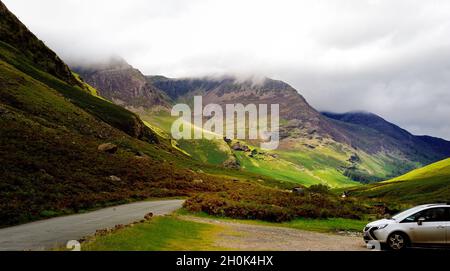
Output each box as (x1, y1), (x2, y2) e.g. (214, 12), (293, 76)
(402, 207), (449, 223)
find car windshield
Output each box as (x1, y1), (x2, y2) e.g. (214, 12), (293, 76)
(391, 206), (426, 220)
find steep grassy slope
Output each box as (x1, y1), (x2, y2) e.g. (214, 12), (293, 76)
(347, 158), (450, 204)
(0, 1), (79, 86)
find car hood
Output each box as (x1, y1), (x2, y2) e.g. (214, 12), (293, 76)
(366, 218), (396, 228)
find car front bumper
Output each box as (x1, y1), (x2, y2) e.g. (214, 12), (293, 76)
(363, 226), (388, 243)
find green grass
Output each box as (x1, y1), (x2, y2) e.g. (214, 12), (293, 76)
(387, 158), (450, 182)
(82, 216), (225, 251)
(347, 158), (450, 204)
(141, 111), (234, 165)
(235, 146), (359, 187)
(235, 151), (320, 186)
(178, 139), (231, 165)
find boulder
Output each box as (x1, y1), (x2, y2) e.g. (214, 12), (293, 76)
(98, 143), (118, 154)
(109, 175), (121, 181)
(223, 157), (240, 169)
(348, 153), (361, 163)
(292, 187), (305, 196)
(144, 212), (153, 220)
(192, 179), (204, 184)
(231, 142), (251, 152)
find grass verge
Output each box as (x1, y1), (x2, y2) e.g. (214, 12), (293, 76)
(82, 216), (226, 251)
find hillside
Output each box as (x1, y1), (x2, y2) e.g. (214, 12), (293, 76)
(0, 2), (79, 86)
(347, 158), (450, 204)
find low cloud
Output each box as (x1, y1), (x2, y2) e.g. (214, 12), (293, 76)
(4, 0), (450, 139)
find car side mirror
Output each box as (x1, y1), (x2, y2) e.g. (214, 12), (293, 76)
(418, 217), (425, 226)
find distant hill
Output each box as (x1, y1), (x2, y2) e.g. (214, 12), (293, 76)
(416, 135), (450, 158)
(322, 111), (449, 163)
(322, 111), (413, 141)
(348, 158), (450, 204)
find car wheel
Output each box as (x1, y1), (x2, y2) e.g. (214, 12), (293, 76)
(387, 232), (408, 251)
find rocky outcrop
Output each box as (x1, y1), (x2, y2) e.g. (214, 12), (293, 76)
(98, 143), (118, 153)
(72, 58), (171, 110)
(231, 142), (250, 152)
(223, 156), (240, 169)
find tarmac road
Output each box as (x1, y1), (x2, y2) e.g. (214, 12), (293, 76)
(0, 199), (184, 251)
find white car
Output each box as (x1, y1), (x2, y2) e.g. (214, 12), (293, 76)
(363, 204), (450, 250)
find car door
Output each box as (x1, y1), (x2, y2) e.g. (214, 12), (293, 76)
(402, 207), (447, 244)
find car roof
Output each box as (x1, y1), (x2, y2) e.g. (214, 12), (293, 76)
(422, 203), (450, 207)
(392, 204), (450, 221)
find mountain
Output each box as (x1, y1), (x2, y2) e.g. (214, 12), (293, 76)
(72, 58), (171, 111)
(348, 158), (450, 204)
(322, 111), (413, 141)
(416, 135), (450, 158)
(0, 1), (244, 226)
(322, 111), (448, 163)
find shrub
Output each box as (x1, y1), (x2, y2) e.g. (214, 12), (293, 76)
(307, 184), (331, 194)
(184, 185), (371, 222)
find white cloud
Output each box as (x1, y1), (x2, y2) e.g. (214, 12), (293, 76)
(3, 0), (450, 139)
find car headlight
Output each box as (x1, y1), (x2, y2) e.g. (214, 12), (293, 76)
(376, 224), (389, 230)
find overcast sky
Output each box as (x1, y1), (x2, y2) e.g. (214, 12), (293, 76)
(4, 0), (450, 139)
